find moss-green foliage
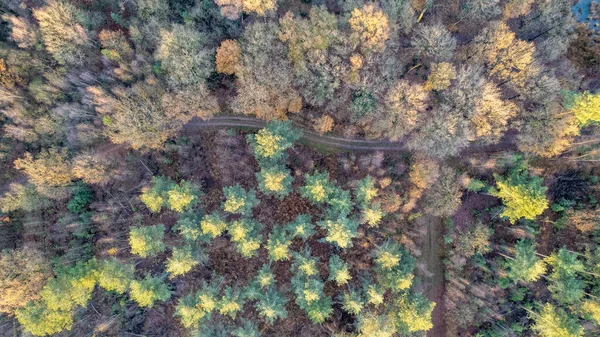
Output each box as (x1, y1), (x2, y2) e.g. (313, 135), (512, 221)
(97, 258), (134, 294)
(129, 274), (171, 308)
(222, 184), (259, 216)
(301, 171), (334, 203)
(129, 224), (166, 258)
(175, 293), (206, 328)
(247, 120), (302, 164)
(328, 254), (352, 286)
(373, 240), (416, 292)
(218, 286), (245, 318)
(531, 303), (583, 337)
(256, 164), (293, 198)
(228, 219), (263, 258)
(291, 249), (333, 323)
(267, 226), (293, 261)
(317, 217), (359, 249)
(545, 248), (585, 306)
(355, 176), (379, 204)
(327, 187), (354, 218)
(284, 214), (315, 240)
(255, 287), (288, 324)
(395, 292), (435, 332)
(166, 245), (200, 278)
(140, 176), (200, 213)
(356, 312), (397, 337)
(506, 239), (547, 283)
(232, 320), (262, 337)
(67, 183), (94, 214)
(491, 165), (548, 224)
(342, 290), (364, 315)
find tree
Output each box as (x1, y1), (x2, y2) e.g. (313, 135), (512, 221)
(531, 303), (583, 337)
(129, 224), (166, 258)
(255, 288), (288, 324)
(166, 180), (200, 212)
(155, 24), (214, 88)
(214, 0), (242, 20)
(72, 153), (115, 186)
(506, 239), (547, 283)
(491, 167), (548, 224)
(201, 213), (228, 239)
(285, 214), (315, 240)
(15, 301), (73, 337)
(228, 219), (263, 258)
(582, 300), (600, 325)
(256, 165), (293, 199)
(223, 185), (259, 216)
(3, 14), (38, 49)
(422, 167), (463, 217)
(129, 274), (171, 308)
(99, 29), (134, 64)
(349, 4), (390, 52)
(97, 258), (135, 294)
(232, 320), (261, 337)
(0, 249), (51, 315)
(301, 171), (334, 203)
(454, 223), (492, 258)
(545, 248), (585, 305)
(373, 240), (416, 292)
(218, 286), (245, 318)
(313, 115), (335, 135)
(471, 82), (518, 141)
(373, 80), (428, 140)
(140, 176), (174, 213)
(140, 177), (200, 213)
(161, 84), (219, 122)
(175, 293), (206, 328)
(328, 254), (352, 286)
(87, 82), (173, 151)
(234, 22), (302, 120)
(517, 102), (578, 158)
(247, 121), (302, 163)
(0, 183), (51, 213)
(357, 312), (397, 337)
(317, 217), (359, 249)
(425, 62), (456, 90)
(166, 245), (201, 278)
(216, 39), (241, 75)
(342, 290), (364, 315)
(395, 293), (435, 332)
(503, 0), (534, 18)
(242, 0), (276, 16)
(41, 260), (98, 312)
(33, 1), (91, 65)
(380, 0), (416, 34)
(267, 226), (293, 261)
(470, 21), (535, 86)
(564, 90), (600, 127)
(411, 23), (456, 62)
(14, 148), (73, 190)
(459, 0), (501, 22)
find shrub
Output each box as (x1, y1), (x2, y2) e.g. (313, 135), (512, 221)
(129, 224), (166, 258)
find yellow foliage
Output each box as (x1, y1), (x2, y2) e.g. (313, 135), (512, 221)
(167, 189), (195, 212)
(363, 207), (384, 227)
(140, 189), (164, 213)
(314, 115), (335, 135)
(242, 0), (276, 16)
(569, 91), (600, 127)
(582, 300), (600, 325)
(201, 216), (227, 238)
(309, 183), (328, 202)
(14, 149), (73, 188)
(425, 62), (456, 90)
(254, 129), (283, 158)
(303, 289), (319, 303)
(198, 293), (217, 312)
(367, 286), (384, 305)
(376, 252), (400, 269)
(332, 268), (352, 286)
(224, 195), (246, 214)
(216, 40), (241, 75)
(324, 221), (354, 248)
(219, 300), (241, 316)
(263, 171), (286, 192)
(300, 260), (317, 276)
(349, 4), (390, 51)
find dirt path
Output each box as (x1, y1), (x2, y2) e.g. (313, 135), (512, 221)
(416, 215), (447, 337)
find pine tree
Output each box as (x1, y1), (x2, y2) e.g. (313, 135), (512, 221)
(256, 165), (293, 199)
(395, 293), (435, 332)
(317, 217), (359, 249)
(342, 290), (364, 315)
(140, 176), (175, 213)
(328, 254), (352, 286)
(218, 286), (245, 318)
(506, 239), (547, 283)
(228, 219), (263, 258)
(166, 180), (200, 212)
(373, 240), (416, 292)
(247, 121), (302, 163)
(166, 245), (200, 278)
(223, 185), (259, 216)
(140, 177), (200, 213)
(175, 293), (206, 328)
(255, 288), (288, 324)
(15, 301), (73, 337)
(531, 303), (583, 337)
(129, 224), (166, 258)
(564, 90), (600, 127)
(285, 214), (315, 240)
(175, 212), (204, 242)
(491, 166), (548, 224)
(355, 176), (379, 205)
(97, 258), (134, 294)
(545, 248), (585, 305)
(232, 320), (262, 337)
(200, 213), (228, 239)
(41, 260), (98, 312)
(267, 226), (293, 262)
(301, 171), (334, 203)
(129, 274), (171, 308)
